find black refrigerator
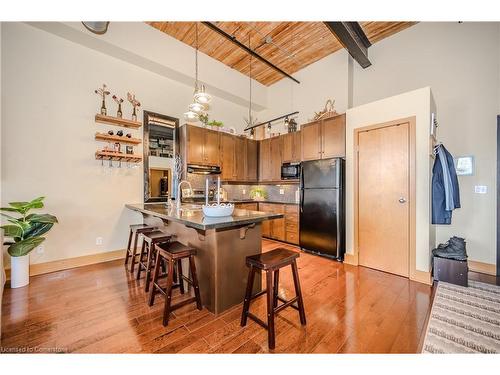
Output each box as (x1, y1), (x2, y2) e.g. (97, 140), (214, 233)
(299, 158), (345, 260)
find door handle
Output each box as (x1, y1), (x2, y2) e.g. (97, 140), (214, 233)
(398, 197), (407, 204)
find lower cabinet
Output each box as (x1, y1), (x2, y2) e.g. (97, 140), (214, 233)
(234, 202), (259, 211)
(258, 203), (299, 245)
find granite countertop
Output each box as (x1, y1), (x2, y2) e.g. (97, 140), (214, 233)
(125, 203), (284, 231)
(225, 199), (299, 205)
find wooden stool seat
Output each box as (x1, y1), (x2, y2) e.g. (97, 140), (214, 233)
(241, 247), (306, 350)
(148, 241), (202, 326)
(125, 224), (158, 273)
(136, 230), (172, 293)
(246, 248), (299, 270)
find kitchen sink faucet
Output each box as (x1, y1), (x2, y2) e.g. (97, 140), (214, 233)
(176, 180), (193, 210)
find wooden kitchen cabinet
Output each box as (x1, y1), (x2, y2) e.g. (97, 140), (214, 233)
(235, 136), (246, 181)
(258, 203), (286, 241)
(220, 133), (235, 180)
(245, 139), (258, 181)
(282, 131), (301, 163)
(259, 138), (271, 181)
(183, 124), (220, 166)
(235, 202), (258, 211)
(301, 114), (345, 161)
(301, 121), (322, 161)
(270, 136), (282, 181)
(285, 204), (299, 245)
(322, 114), (346, 158)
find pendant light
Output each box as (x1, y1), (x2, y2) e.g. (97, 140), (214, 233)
(184, 23), (210, 121)
(244, 32), (258, 132)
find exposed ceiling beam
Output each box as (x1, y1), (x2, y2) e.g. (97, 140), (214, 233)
(201, 22), (300, 84)
(323, 22), (372, 68)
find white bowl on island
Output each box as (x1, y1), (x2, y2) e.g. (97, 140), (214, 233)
(202, 203), (235, 217)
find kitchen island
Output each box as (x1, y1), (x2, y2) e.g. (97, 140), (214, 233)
(125, 203), (283, 314)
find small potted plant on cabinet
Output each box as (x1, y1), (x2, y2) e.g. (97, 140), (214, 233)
(1, 197), (58, 288)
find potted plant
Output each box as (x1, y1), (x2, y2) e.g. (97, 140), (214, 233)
(1, 197), (58, 288)
(249, 187), (268, 201)
(208, 120), (224, 131)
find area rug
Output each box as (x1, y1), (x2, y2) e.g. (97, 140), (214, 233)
(422, 280), (500, 353)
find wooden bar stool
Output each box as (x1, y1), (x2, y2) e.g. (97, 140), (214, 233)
(148, 241), (202, 326)
(125, 224), (158, 273)
(136, 230), (172, 292)
(240, 247), (306, 350)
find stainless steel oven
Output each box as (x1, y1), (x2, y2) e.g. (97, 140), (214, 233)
(281, 162), (301, 180)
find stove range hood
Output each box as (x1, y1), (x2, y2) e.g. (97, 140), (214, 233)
(187, 164), (221, 175)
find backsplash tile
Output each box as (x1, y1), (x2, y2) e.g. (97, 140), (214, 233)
(223, 184), (299, 203)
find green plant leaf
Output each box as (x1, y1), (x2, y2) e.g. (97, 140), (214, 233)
(0, 207), (22, 212)
(7, 219), (30, 232)
(1, 212), (19, 220)
(8, 201), (30, 209)
(8, 237), (45, 257)
(26, 214), (58, 224)
(24, 222), (54, 238)
(0, 225), (23, 238)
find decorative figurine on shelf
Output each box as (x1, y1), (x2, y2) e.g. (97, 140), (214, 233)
(107, 130), (114, 136)
(126, 146), (133, 154)
(126, 133), (132, 138)
(116, 130), (124, 137)
(94, 84), (110, 115)
(311, 99), (338, 121)
(198, 113), (209, 127)
(127, 92), (141, 121)
(112, 95), (124, 118)
(287, 118), (298, 133)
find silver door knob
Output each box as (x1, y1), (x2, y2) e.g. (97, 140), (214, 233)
(399, 197), (407, 204)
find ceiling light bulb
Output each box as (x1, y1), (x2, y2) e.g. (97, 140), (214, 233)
(189, 102), (205, 113)
(267, 123), (272, 133)
(184, 110), (199, 121)
(194, 84), (212, 104)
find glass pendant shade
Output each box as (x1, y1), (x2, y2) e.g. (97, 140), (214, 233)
(194, 84), (212, 104)
(184, 110), (199, 121)
(188, 102), (205, 113)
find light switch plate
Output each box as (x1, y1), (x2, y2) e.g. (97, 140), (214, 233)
(474, 185), (487, 194)
(279, 189), (285, 195)
(96, 237), (103, 245)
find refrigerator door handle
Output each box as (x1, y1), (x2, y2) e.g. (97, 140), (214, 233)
(299, 165), (304, 213)
(336, 187), (341, 257)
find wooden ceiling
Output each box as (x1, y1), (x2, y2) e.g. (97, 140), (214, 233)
(147, 21), (416, 86)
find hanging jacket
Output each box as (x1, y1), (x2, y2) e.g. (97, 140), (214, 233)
(432, 144), (460, 224)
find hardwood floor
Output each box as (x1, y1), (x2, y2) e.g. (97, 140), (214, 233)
(1, 240), (434, 353)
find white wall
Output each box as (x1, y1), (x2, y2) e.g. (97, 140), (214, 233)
(1, 22), (251, 266)
(353, 22), (499, 266)
(258, 50), (349, 131)
(0, 21), (4, 337)
(346, 87), (433, 273)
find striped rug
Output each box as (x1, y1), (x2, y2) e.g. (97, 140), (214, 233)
(422, 280), (500, 353)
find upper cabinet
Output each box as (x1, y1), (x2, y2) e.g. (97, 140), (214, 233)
(220, 134), (258, 182)
(259, 136), (282, 182)
(245, 139), (259, 182)
(220, 133), (235, 180)
(282, 132), (301, 163)
(270, 136), (282, 181)
(183, 124), (220, 166)
(301, 114), (345, 161)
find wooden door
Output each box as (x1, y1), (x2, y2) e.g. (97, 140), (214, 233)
(259, 139), (271, 181)
(301, 121), (321, 161)
(285, 204), (299, 244)
(204, 129), (220, 166)
(246, 139), (258, 181)
(357, 122), (410, 277)
(322, 114), (346, 158)
(270, 136), (282, 181)
(282, 133), (293, 163)
(186, 125), (205, 164)
(259, 203), (273, 237)
(220, 133), (235, 181)
(235, 137), (246, 180)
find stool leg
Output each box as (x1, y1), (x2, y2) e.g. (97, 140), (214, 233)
(144, 243), (155, 293)
(130, 232), (140, 274)
(148, 249), (161, 306)
(177, 259), (185, 294)
(125, 229), (133, 266)
(240, 265), (255, 327)
(266, 270), (275, 350)
(273, 269), (280, 308)
(136, 239), (146, 280)
(162, 259), (175, 326)
(291, 260), (306, 325)
(189, 255), (202, 310)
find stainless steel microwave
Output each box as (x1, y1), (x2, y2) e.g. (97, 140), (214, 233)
(281, 162), (301, 179)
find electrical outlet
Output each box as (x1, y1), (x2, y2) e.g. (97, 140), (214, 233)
(36, 245), (45, 254)
(474, 185), (487, 194)
(242, 189), (246, 195)
(279, 188), (285, 195)
(96, 237), (103, 246)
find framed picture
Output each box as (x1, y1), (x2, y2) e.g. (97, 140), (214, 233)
(454, 155), (474, 176)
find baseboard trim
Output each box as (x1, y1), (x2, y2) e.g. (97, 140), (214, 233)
(468, 260), (497, 276)
(411, 269), (433, 286)
(5, 249), (126, 281)
(343, 252), (358, 266)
